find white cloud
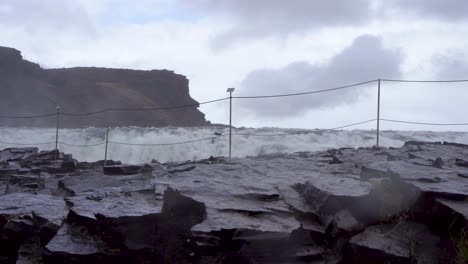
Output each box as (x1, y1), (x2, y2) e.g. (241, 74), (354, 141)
(178, 0), (374, 49)
(237, 35), (402, 117)
(0, 0), (94, 34)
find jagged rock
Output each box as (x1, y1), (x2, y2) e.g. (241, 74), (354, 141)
(16, 237), (43, 264)
(0, 193), (67, 261)
(44, 223), (108, 263)
(0, 167), (17, 175)
(276, 183), (314, 215)
(1, 142), (468, 263)
(329, 156), (343, 164)
(0, 193), (67, 230)
(66, 192), (162, 251)
(348, 221), (440, 264)
(455, 158), (468, 168)
(61, 160), (78, 172)
(0, 148), (38, 163)
(167, 165), (196, 174)
(362, 160), (468, 198)
(233, 231), (302, 263)
(36, 150), (60, 161)
(435, 198), (468, 223)
(294, 245), (325, 262)
(328, 210), (363, 235)
(9, 174), (40, 186)
(103, 165), (143, 175)
(297, 173), (373, 215)
(45, 160), (78, 174)
(140, 163), (154, 174)
(89, 160), (122, 168)
(431, 157), (444, 168)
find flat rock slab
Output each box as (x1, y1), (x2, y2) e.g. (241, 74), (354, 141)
(159, 162), (300, 234)
(436, 198), (468, 221)
(0, 148), (38, 163)
(299, 173), (372, 215)
(363, 160), (468, 198)
(193, 207), (300, 233)
(59, 173), (154, 195)
(0, 193), (67, 229)
(67, 191), (163, 221)
(349, 221), (440, 264)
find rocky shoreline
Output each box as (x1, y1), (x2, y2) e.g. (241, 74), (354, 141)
(0, 141), (467, 263)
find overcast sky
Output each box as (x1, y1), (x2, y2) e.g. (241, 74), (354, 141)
(1, 0), (468, 131)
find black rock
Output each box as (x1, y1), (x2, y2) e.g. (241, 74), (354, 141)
(103, 165), (143, 175)
(329, 156), (343, 164)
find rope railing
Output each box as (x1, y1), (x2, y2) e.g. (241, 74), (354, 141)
(109, 136), (222, 146)
(5, 117), (467, 148)
(231, 119), (378, 137)
(0, 140), (56, 146)
(0, 98), (230, 119)
(1, 78), (467, 119)
(59, 142), (107, 147)
(1, 77), (467, 161)
(60, 98), (230, 116)
(380, 119), (468, 126)
(380, 79), (468, 83)
(232, 80), (378, 99)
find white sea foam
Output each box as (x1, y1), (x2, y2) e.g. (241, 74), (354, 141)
(1, 126), (467, 164)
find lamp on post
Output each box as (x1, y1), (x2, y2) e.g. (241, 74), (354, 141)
(226, 88), (235, 158)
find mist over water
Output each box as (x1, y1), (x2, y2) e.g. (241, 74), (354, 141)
(1, 126), (467, 164)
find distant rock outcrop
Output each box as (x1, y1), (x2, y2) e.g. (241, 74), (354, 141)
(0, 46), (208, 128)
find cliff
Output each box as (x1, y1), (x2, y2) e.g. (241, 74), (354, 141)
(0, 46), (208, 128)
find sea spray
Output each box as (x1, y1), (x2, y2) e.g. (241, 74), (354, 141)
(0, 126), (467, 164)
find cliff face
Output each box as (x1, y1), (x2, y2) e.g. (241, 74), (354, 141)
(0, 46), (208, 128)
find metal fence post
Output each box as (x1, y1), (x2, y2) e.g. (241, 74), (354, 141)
(104, 127), (109, 166)
(376, 79), (381, 146)
(55, 106), (60, 161)
(227, 88), (235, 158)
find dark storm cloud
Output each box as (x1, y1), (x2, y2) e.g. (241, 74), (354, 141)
(387, 0), (468, 21)
(0, 0), (94, 35)
(178, 0), (374, 48)
(237, 35), (402, 117)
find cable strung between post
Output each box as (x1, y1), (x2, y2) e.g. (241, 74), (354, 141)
(381, 119), (468, 126)
(231, 119), (377, 137)
(108, 135), (225, 146)
(0, 113), (57, 119)
(233, 80), (378, 99)
(1, 78), (468, 118)
(60, 98), (229, 116)
(0, 98), (229, 119)
(380, 79), (468, 83)
(0, 140), (55, 146)
(59, 142), (107, 147)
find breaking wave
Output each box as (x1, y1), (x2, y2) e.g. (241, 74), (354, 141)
(1, 126), (467, 164)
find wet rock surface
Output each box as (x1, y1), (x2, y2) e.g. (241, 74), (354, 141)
(0, 142), (467, 263)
